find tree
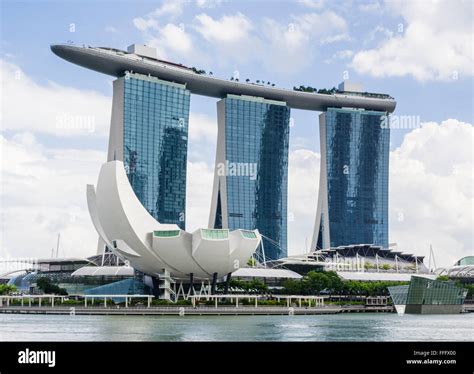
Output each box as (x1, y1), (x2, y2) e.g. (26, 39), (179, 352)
(36, 277), (68, 295)
(0, 284), (17, 295)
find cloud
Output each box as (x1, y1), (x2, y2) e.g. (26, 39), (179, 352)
(194, 12), (253, 43)
(358, 1), (382, 13)
(0, 130), (220, 261)
(0, 132), (106, 260)
(287, 149), (320, 254)
(133, 17), (159, 32)
(285, 119), (473, 268)
(389, 119), (473, 267)
(132, 0), (186, 32)
(351, 0), (474, 81)
(105, 26), (118, 33)
(196, 0), (224, 9)
(324, 49), (353, 64)
(133, 8), (350, 73)
(364, 25), (393, 44)
(298, 0), (325, 9)
(187, 112), (217, 163)
(2, 118), (471, 269)
(185, 161), (215, 232)
(151, 0), (186, 18)
(148, 23), (194, 58)
(1, 60), (111, 137)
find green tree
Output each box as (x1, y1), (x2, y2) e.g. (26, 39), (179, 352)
(0, 284), (17, 295)
(36, 277), (68, 295)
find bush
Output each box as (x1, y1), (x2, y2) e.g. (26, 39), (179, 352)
(0, 284), (17, 295)
(281, 271), (407, 297)
(60, 299), (82, 305)
(36, 277), (68, 295)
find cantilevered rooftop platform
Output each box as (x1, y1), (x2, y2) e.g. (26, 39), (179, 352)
(51, 43), (396, 113)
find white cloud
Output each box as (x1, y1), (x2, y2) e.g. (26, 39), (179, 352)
(187, 112), (217, 163)
(151, 0), (185, 19)
(185, 161), (215, 232)
(358, 1), (382, 13)
(2, 117), (471, 268)
(352, 0), (474, 81)
(258, 11), (349, 72)
(324, 49), (353, 63)
(299, 0), (325, 9)
(132, 0), (186, 32)
(364, 25), (393, 44)
(194, 12), (253, 43)
(133, 8), (350, 73)
(286, 119), (473, 267)
(389, 119), (473, 267)
(0, 132), (106, 259)
(105, 26), (118, 33)
(1, 60), (111, 137)
(196, 0), (224, 8)
(133, 17), (160, 32)
(0, 130), (219, 261)
(149, 23), (194, 58)
(288, 149), (320, 254)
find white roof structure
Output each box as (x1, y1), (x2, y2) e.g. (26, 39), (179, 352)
(336, 271), (436, 282)
(87, 160), (261, 280)
(434, 265), (474, 278)
(71, 266), (135, 277)
(232, 268), (302, 279)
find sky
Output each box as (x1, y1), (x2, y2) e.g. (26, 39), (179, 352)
(0, 0), (473, 269)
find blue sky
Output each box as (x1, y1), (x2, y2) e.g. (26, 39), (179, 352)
(1, 0), (472, 267)
(2, 0), (472, 151)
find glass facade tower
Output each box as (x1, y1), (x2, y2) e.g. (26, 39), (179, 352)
(312, 107), (390, 249)
(107, 73), (190, 229)
(209, 95), (290, 261)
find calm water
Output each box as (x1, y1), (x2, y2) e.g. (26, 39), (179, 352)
(0, 313), (472, 341)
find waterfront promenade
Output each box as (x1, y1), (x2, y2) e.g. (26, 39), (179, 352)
(0, 293), (396, 315)
(0, 305), (394, 315)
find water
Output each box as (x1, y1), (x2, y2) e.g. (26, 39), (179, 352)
(0, 313), (472, 341)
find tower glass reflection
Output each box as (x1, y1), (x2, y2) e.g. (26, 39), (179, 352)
(210, 95), (290, 260)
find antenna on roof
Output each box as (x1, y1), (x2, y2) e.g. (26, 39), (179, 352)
(55, 233), (61, 258)
(428, 244), (437, 272)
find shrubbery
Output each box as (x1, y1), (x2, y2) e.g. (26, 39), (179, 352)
(281, 271), (407, 296)
(0, 284), (17, 295)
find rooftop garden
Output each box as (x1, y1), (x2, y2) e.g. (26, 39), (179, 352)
(293, 85), (394, 99)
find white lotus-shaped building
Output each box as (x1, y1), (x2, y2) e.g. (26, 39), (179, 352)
(87, 160), (261, 281)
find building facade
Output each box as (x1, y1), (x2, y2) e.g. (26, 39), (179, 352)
(209, 95), (291, 261)
(107, 73), (190, 229)
(312, 108), (390, 250)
